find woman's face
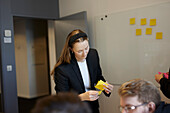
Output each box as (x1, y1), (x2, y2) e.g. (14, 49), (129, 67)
(72, 40), (89, 62)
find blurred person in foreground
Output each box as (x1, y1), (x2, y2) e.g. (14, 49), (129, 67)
(31, 92), (91, 113)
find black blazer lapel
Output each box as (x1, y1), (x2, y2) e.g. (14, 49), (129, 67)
(71, 59), (85, 91)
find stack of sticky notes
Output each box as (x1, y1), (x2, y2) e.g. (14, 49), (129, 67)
(95, 80), (108, 95)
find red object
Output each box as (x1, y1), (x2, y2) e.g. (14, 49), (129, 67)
(158, 72), (169, 79)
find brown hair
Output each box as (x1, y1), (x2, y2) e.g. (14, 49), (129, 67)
(118, 79), (161, 106)
(31, 92), (91, 113)
(50, 29), (88, 75)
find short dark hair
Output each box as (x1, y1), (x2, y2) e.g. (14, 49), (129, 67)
(31, 92), (91, 113)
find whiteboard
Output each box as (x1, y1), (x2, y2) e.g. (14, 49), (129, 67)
(95, 2), (170, 85)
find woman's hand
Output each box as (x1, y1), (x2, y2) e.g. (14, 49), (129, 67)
(103, 81), (114, 94)
(155, 73), (164, 83)
(79, 90), (99, 101)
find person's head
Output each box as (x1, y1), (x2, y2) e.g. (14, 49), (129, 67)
(51, 29), (89, 75)
(31, 92), (92, 113)
(67, 29), (89, 62)
(118, 79), (161, 113)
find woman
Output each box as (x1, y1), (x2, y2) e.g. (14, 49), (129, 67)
(51, 29), (113, 113)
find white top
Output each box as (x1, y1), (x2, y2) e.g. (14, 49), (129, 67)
(77, 60), (91, 91)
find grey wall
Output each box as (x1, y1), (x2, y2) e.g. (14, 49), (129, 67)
(0, 0), (18, 112)
(11, 0), (59, 19)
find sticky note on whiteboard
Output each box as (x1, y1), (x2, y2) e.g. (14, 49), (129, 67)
(136, 29), (142, 36)
(141, 18), (147, 25)
(130, 18), (135, 25)
(146, 28), (152, 35)
(150, 19), (156, 26)
(156, 32), (163, 39)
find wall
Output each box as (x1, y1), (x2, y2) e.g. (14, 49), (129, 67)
(48, 21), (56, 95)
(11, 0), (59, 19)
(14, 19), (49, 98)
(59, 0), (170, 113)
(59, 0), (170, 47)
(14, 19), (30, 97)
(0, 0), (19, 112)
(26, 19), (49, 98)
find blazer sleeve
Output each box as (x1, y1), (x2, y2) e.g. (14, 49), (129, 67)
(94, 49), (111, 97)
(94, 49), (105, 82)
(160, 78), (170, 99)
(54, 67), (70, 93)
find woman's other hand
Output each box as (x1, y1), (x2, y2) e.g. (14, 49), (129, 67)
(79, 90), (99, 101)
(103, 81), (114, 94)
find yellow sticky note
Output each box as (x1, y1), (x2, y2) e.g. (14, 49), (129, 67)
(156, 32), (163, 39)
(136, 29), (142, 36)
(95, 80), (108, 95)
(98, 91), (102, 95)
(130, 18), (135, 25)
(141, 18), (147, 25)
(150, 19), (156, 26)
(146, 28), (152, 35)
(95, 80), (108, 91)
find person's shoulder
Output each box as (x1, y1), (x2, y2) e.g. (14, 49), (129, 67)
(55, 63), (72, 72)
(89, 48), (98, 55)
(87, 48), (99, 60)
(155, 102), (170, 113)
(160, 78), (170, 84)
(89, 48), (97, 52)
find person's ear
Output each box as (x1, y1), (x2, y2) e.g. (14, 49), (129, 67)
(147, 102), (156, 113)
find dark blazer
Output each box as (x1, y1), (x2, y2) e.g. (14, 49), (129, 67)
(154, 102), (170, 113)
(54, 48), (109, 113)
(160, 78), (170, 99)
